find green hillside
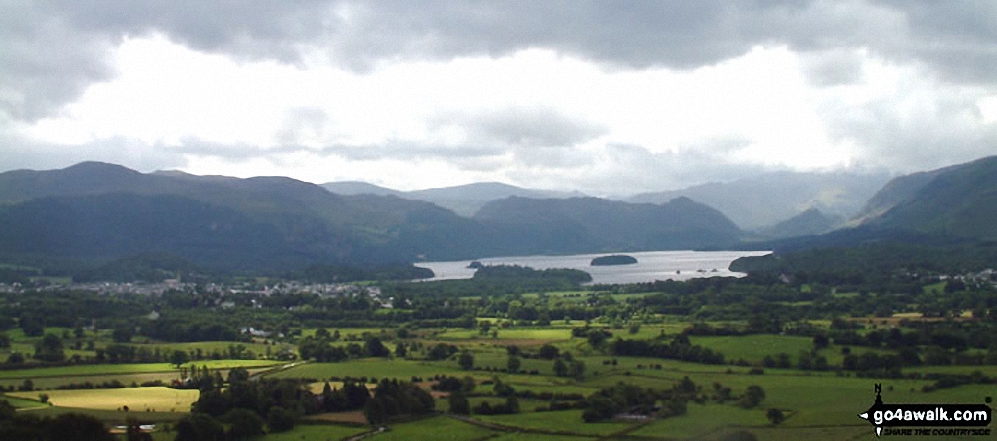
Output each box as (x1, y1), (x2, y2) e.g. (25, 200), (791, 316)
(869, 156), (997, 240)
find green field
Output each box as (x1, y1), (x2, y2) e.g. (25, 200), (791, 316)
(490, 434), (596, 441)
(2, 395), (50, 409)
(0, 359), (282, 380)
(691, 334), (892, 367)
(134, 341), (274, 354)
(438, 328), (574, 341)
(181, 359), (284, 370)
(475, 410), (634, 436)
(0, 363), (182, 379)
(269, 359), (459, 381)
(691, 335), (815, 364)
(8, 387), (198, 413)
(630, 403), (769, 439)
(262, 423), (369, 440)
(301, 328), (396, 338)
(372, 415), (494, 441)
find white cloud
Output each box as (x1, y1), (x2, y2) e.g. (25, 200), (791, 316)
(3, 1), (997, 195)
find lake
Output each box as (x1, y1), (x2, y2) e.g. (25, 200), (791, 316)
(414, 250), (771, 285)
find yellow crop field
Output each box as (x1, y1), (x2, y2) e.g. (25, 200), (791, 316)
(8, 387), (198, 413)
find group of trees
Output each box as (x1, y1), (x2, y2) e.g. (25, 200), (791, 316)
(298, 335), (389, 362)
(0, 401), (116, 441)
(581, 382), (667, 423)
(610, 335), (725, 365)
(362, 379), (436, 424)
(183, 368), (318, 439)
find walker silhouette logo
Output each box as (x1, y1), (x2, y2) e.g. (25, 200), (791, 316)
(857, 384), (992, 437)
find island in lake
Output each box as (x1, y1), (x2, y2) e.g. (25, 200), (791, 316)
(590, 254), (638, 266)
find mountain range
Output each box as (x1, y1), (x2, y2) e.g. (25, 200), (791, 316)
(749, 155), (997, 253)
(0, 155), (995, 275)
(628, 171), (891, 230)
(0, 162), (741, 272)
(322, 181), (585, 217)
(858, 156), (997, 240)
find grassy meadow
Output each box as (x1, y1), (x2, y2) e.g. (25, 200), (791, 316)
(2, 313), (992, 441)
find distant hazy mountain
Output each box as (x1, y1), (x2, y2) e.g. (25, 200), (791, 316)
(739, 155), (997, 254)
(860, 156), (997, 240)
(474, 196), (742, 255)
(628, 171), (891, 229)
(758, 208), (844, 239)
(0, 163), (744, 273)
(322, 180), (586, 216)
(320, 181), (402, 197)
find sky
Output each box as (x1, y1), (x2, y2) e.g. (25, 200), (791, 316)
(2, 0), (996, 196)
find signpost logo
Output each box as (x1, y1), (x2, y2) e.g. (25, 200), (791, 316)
(858, 384), (992, 437)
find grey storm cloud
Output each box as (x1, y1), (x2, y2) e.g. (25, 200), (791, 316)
(4, 0), (997, 121)
(798, 49), (867, 87)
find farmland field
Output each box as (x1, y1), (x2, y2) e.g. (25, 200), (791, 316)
(2, 394), (49, 409)
(490, 434), (596, 441)
(475, 410), (634, 436)
(0, 360), (281, 381)
(7, 387), (198, 413)
(0, 363), (183, 379)
(269, 359), (460, 380)
(630, 403), (769, 439)
(369, 415), (495, 441)
(261, 423), (369, 440)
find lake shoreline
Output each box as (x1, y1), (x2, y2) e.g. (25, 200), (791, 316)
(415, 250), (772, 285)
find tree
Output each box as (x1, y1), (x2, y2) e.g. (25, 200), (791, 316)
(170, 350), (191, 369)
(504, 395), (520, 413)
(267, 406), (295, 433)
(7, 352), (24, 365)
(506, 355), (520, 373)
(766, 408), (785, 425)
(395, 342), (407, 358)
(222, 408), (263, 440)
(570, 360), (586, 381)
(458, 351), (474, 371)
(740, 385), (766, 409)
(363, 398), (388, 425)
(812, 333), (829, 350)
(113, 326), (134, 343)
(227, 367), (250, 383)
(33, 333), (65, 362)
(797, 351), (812, 370)
(20, 315), (44, 337)
(553, 359), (569, 377)
(537, 311), (551, 326)
(364, 337), (390, 357)
(427, 343), (456, 360)
(586, 329), (611, 348)
(175, 412), (225, 441)
(47, 413), (115, 441)
(538, 344), (560, 359)
(448, 391), (470, 415)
